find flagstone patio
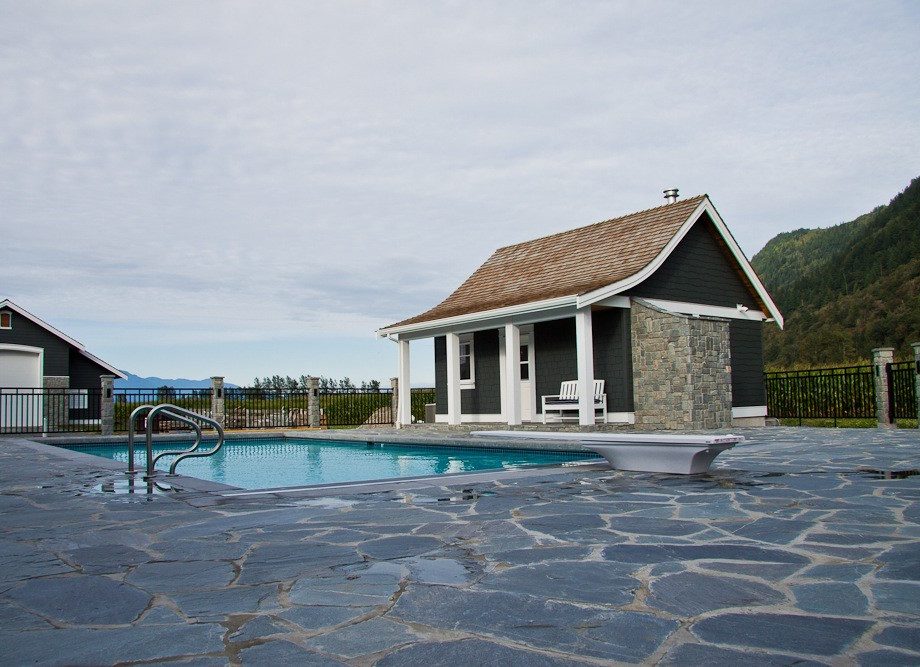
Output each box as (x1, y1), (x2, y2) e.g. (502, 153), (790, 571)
(0, 427), (918, 665)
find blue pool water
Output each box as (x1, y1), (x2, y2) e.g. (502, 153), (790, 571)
(61, 437), (598, 490)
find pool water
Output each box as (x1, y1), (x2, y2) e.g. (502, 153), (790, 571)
(61, 437), (599, 490)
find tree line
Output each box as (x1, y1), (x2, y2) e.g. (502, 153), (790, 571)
(248, 376), (382, 392)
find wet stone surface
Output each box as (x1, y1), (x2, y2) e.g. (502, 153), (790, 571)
(1, 427), (919, 665)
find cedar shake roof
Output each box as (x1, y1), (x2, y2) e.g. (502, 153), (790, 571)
(389, 195), (709, 328)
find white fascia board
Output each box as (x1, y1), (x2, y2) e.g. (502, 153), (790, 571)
(575, 199), (784, 329)
(700, 200), (784, 329)
(0, 343), (45, 354)
(732, 405), (767, 418)
(593, 295), (631, 309)
(378, 295), (577, 340)
(641, 299), (766, 322)
(0, 299), (86, 349)
(79, 349), (128, 378)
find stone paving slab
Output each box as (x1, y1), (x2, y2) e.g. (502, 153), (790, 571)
(0, 427), (918, 665)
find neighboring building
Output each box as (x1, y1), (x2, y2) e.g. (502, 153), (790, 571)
(378, 192), (783, 430)
(0, 299), (125, 429)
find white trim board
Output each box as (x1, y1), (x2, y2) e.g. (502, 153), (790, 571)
(732, 405), (767, 418)
(379, 296), (577, 340)
(577, 199), (784, 327)
(641, 299), (766, 322)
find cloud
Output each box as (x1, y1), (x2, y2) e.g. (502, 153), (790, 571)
(1, 1), (918, 379)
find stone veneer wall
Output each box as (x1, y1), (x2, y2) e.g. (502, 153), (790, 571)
(630, 299), (732, 430)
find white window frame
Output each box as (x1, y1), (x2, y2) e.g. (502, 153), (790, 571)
(0, 311), (10, 329)
(459, 333), (475, 389)
(67, 388), (89, 410)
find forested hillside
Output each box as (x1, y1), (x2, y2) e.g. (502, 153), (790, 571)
(752, 177), (920, 367)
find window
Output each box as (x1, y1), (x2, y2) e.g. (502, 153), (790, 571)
(520, 344), (530, 380)
(68, 389), (88, 410)
(0, 311), (10, 329)
(459, 334), (475, 388)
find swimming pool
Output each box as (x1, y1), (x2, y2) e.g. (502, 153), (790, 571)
(61, 437), (599, 490)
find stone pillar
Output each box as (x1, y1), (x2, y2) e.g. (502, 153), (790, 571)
(872, 347), (895, 428)
(913, 342), (920, 429)
(307, 376), (321, 428)
(100, 375), (115, 436)
(210, 376), (225, 427)
(42, 376), (69, 431)
(630, 299), (732, 430)
(390, 377), (399, 428)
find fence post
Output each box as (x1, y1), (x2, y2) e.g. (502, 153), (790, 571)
(390, 377), (399, 427)
(872, 347), (895, 428)
(307, 376), (320, 427)
(42, 376), (69, 431)
(210, 376), (225, 427)
(100, 375), (115, 436)
(913, 342), (920, 429)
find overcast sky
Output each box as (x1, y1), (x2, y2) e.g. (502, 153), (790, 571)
(1, 1), (918, 386)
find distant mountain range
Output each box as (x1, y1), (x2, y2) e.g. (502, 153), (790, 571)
(115, 373), (239, 390)
(751, 176), (920, 367)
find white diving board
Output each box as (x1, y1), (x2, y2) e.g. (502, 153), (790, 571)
(472, 431), (744, 475)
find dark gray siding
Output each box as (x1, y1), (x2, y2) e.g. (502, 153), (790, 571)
(729, 320), (766, 407)
(533, 313), (633, 414)
(591, 309), (634, 412)
(627, 215), (768, 407)
(434, 330), (502, 415)
(436, 313), (634, 417)
(533, 319), (577, 414)
(628, 215), (758, 308)
(69, 350), (113, 390)
(0, 308), (70, 376)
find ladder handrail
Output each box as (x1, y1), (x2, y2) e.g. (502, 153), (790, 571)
(151, 411), (204, 470)
(127, 404), (156, 475)
(125, 404), (225, 479)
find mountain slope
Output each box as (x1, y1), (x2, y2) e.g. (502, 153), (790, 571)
(114, 373), (239, 390)
(752, 176), (920, 367)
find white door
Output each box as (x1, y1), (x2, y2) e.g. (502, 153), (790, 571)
(0, 345), (43, 430)
(519, 334), (534, 421)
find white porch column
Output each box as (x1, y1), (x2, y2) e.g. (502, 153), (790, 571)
(445, 332), (462, 425)
(397, 338), (411, 427)
(575, 307), (595, 426)
(504, 323), (522, 426)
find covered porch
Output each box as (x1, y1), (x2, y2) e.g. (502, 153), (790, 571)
(384, 297), (634, 428)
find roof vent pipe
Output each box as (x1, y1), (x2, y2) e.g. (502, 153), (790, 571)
(663, 188), (679, 204)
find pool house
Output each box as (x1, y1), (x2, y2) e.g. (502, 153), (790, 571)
(378, 191), (783, 430)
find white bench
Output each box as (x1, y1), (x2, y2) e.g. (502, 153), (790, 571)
(541, 380), (607, 424)
(472, 431), (744, 474)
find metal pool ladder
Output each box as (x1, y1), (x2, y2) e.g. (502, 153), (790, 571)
(126, 404), (225, 480)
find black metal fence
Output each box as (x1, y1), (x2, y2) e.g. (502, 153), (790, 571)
(889, 361), (918, 420)
(224, 388), (310, 429)
(411, 388), (436, 423)
(319, 388), (392, 426)
(764, 365), (876, 425)
(114, 388), (212, 432)
(0, 387), (104, 434)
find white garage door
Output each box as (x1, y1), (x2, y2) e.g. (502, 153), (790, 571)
(0, 345), (43, 430)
